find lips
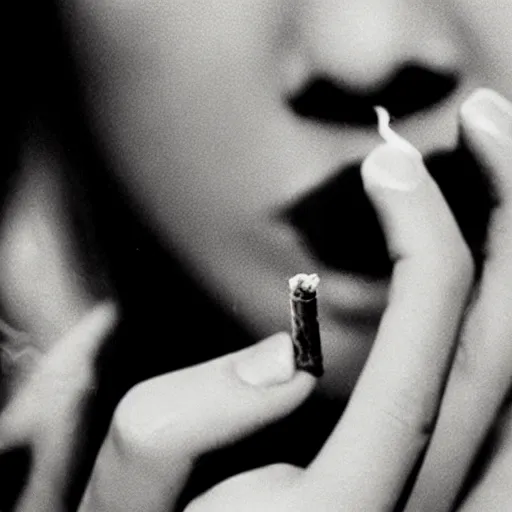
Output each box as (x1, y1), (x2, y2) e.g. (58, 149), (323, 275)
(288, 65), (458, 126)
(282, 144), (495, 278)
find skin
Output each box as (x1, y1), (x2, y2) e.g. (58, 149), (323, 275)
(52, 0), (512, 396)
(3, 0), (512, 510)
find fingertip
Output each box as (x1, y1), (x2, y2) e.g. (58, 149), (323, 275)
(460, 88), (512, 134)
(459, 88), (512, 200)
(293, 369), (318, 395)
(91, 299), (120, 325)
(234, 332), (296, 387)
(77, 300), (120, 339)
(361, 143), (425, 192)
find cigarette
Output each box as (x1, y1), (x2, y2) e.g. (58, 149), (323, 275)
(374, 106), (423, 161)
(289, 273), (323, 377)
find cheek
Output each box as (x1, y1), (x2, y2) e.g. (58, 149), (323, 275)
(59, 0), (296, 215)
(59, 0), (285, 143)
(58, 0), (344, 266)
(452, 1), (512, 93)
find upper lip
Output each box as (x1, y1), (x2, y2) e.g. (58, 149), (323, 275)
(287, 64), (458, 127)
(280, 143), (494, 278)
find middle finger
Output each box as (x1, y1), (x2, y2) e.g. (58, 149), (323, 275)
(406, 88), (512, 512)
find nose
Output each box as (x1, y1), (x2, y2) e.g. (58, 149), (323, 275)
(295, 0), (461, 93)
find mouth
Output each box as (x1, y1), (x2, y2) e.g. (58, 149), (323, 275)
(288, 64), (458, 126)
(281, 143), (495, 278)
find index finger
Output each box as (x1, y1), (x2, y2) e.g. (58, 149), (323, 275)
(301, 143), (473, 510)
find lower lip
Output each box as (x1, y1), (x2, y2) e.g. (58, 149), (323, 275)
(266, 222), (388, 316)
(317, 270), (388, 317)
(282, 147), (493, 279)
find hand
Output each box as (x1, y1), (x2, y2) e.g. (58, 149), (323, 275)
(0, 302), (118, 512)
(401, 89), (512, 511)
(78, 131), (474, 511)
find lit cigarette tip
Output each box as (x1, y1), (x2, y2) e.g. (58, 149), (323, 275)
(289, 273), (320, 297)
(374, 106), (422, 160)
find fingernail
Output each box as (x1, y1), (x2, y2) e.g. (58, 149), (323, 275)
(361, 143), (424, 191)
(461, 88), (512, 139)
(234, 333), (296, 387)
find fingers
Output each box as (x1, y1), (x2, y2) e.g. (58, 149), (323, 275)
(458, 403), (512, 511)
(303, 143), (473, 510)
(0, 302), (118, 444)
(405, 89), (512, 512)
(78, 333), (315, 512)
(0, 302), (118, 512)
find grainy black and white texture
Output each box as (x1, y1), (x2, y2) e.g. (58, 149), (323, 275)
(289, 274), (324, 377)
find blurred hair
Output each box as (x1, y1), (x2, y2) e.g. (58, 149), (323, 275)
(3, 2), (253, 507)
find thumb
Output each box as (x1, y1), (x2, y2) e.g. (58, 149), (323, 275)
(79, 333), (316, 512)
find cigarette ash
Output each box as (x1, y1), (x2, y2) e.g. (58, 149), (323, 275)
(289, 273), (320, 299)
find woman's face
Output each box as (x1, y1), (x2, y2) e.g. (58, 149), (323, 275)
(57, 1), (512, 396)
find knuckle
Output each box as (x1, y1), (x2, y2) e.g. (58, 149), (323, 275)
(452, 317), (479, 375)
(452, 318), (494, 387)
(424, 238), (475, 293)
(110, 389), (146, 456)
(378, 388), (439, 439)
(110, 383), (168, 458)
(449, 240), (475, 286)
